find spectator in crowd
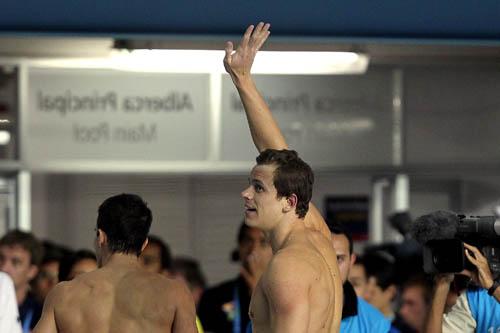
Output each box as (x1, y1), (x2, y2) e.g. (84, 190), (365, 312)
(198, 221), (272, 333)
(171, 256), (207, 307)
(32, 242), (67, 303)
(0, 271), (22, 333)
(348, 255), (368, 298)
(139, 235), (172, 276)
(364, 251), (417, 332)
(364, 251), (399, 320)
(327, 221), (391, 332)
(58, 249), (97, 281)
(0, 230), (43, 332)
(398, 275), (433, 333)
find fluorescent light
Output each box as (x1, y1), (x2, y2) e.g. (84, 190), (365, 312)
(110, 49), (223, 73)
(252, 51), (368, 75)
(0, 131), (11, 145)
(109, 49), (369, 75)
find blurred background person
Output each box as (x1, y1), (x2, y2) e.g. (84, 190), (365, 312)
(328, 221), (390, 332)
(198, 221), (272, 333)
(364, 251), (416, 332)
(139, 235), (172, 276)
(171, 256), (207, 308)
(348, 255), (368, 298)
(32, 241), (68, 304)
(58, 249), (97, 282)
(0, 230), (43, 333)
(398, 275), (433, 333)
(364, 251), (398, 320)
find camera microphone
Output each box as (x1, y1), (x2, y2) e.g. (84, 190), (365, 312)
(410, 210), (459, 245)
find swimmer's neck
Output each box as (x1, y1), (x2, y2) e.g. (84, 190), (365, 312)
(100, 252), (143, 268)
(268, 216), (305, 253)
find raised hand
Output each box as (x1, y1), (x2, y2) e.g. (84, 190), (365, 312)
(224, 22), (270, 83)
(463, 242), (494, 290)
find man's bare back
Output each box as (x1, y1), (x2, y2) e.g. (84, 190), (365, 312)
(34, 193), (197, 333)
(34, 258), (196, 333)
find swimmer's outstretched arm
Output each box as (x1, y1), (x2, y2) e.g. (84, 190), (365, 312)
(33, 284), (60, 333)
(224, 22), (331, 238)
(224, 23), (287, 152)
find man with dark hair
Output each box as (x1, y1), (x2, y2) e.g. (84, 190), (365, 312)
(0, 230), (44, 332)
(327, 221), (391, 332)
(32, 245), (64, 304)
(171, 257), (207, 307)
(58, 249), (97, 282)
(398, 276), (433, 333)
(349, 256), (368, 298)
(34, 193), (197, 333)
(224, 23), (342, 332)
(198, 221), (272, 333)
(140, 235), (172, 275)
(364, 251), (399, 320)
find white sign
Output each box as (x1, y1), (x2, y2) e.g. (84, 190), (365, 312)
(26, 69), (210, 165)
(221, 70), (394, 167)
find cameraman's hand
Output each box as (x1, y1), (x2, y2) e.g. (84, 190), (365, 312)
(434, 273), (454, 287)
(463, 242), (494, 290)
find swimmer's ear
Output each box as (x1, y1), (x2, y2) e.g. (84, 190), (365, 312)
(140, 237), (149, 253)
(283, 194), (298, 213)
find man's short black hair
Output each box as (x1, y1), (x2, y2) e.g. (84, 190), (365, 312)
(147, 235), (173, 271)
(364, 251), (397, 290)
(256, 149), (313, 219)
(97, 193), (152, 257)
(326, 220), (353, 255)
(0, 230), (43, 266)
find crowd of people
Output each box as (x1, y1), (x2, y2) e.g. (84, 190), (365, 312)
(0, 209), (498, 332)
(0, 22), (499, 332)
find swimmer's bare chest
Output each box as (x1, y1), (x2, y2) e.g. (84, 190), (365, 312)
(249, 277), (271, 333)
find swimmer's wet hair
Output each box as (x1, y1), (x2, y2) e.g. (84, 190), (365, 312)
(97, 193), (152, 256)
(256, 149), (313, 219)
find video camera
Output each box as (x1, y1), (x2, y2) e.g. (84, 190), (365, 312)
(417, 212), (500, 278)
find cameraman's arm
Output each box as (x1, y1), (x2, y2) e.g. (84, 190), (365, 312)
(464, 243), (500, 302)
(426, 275), (452, 333)
(491, 284), (500, 303)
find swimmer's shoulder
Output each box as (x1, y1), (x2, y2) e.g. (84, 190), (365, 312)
(126, 269), (188, 299)
(268, 249), (317, 281)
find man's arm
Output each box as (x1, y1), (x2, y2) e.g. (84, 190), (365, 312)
(264, 255), (311, 333)
(33, 284), (61, 333)
(464, 242), (500, 302)
(224, 22), (287, 152)
(172, 280), (198, 333)
(425, 275), (453, 333)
